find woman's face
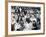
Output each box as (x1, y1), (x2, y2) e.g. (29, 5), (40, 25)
(12, 17), (15, 25)
(31, 14), (34, 18)
(26, 14), (30, 18)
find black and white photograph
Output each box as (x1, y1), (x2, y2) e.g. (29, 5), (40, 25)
(8, 2), (44, 35)
(11, 6), (41, 31)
